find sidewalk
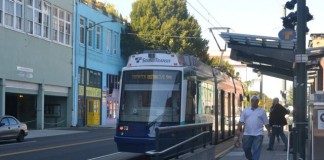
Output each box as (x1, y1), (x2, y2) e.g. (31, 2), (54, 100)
(105, 117), (117, 128)
(26, 118), (116, 139)
(217, 132), (290, 160)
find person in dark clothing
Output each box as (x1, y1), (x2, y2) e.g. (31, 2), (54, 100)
(267, 97), (289, 151)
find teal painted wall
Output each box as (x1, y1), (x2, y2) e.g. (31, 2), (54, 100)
(0, 0), (74, 87)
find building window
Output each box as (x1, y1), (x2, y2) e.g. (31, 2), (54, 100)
(52, 6), (71, 45)
(65, 12), (71, 45)
(88, 21), (93, 47)
(113, 33), (117, 54)
(96, 26), (101, 50)
(27, 0), (50, 38)
(80, 17), (85, 44)
(58, 10), (64, 43)
(15, 0), (22, 30)
(79, 67), (102, 88)
(3, 0), (23, 30)
(106, 30), (111, 53)
(107, 74), (120, 95)
(52, 7), (58, 41)
(42, 2), (50, 37)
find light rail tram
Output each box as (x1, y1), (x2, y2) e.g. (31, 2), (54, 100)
(114, 50), (244, 153)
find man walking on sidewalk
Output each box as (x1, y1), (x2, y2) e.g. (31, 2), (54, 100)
(237, 95), (271, 160)
(267, 97), (289, 151)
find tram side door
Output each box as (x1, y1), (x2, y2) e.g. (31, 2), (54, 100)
(185, 80), (196, 124)
(87, 99), (101, 126)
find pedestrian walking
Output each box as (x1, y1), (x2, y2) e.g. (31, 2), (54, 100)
(237, 95), (271, 160)
(267, 97), (289, 151)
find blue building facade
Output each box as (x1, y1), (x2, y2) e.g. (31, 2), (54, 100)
(73, 1), (125, 126)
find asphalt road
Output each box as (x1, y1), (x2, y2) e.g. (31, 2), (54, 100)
(0, 127), (150, 160)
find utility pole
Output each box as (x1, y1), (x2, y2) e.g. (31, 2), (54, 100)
(83, 19), (117, 126)
(293, 0), (307, 159)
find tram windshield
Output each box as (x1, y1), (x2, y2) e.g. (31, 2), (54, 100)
(119, 70), (181, 123)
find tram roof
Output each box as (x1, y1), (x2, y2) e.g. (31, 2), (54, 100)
(126, 51), (215, 78)
(220, 32), (324, 81)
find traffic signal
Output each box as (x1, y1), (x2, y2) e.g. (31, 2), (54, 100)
(284, 0), (297, 10)
(282, 12), (297, 30)
(282, 1), (313, 32)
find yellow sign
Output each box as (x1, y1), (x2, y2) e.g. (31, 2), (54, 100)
(79, 86), (102, 98)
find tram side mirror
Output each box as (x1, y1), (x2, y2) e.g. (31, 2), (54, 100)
(191, 82), (197, 96)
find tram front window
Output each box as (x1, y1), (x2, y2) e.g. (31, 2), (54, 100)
(120, 70), (181, 124)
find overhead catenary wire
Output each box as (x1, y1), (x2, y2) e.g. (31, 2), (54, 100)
(187, 0), (235, 33)
(186, 0), (216, 28)
(196, 0), (223, 28)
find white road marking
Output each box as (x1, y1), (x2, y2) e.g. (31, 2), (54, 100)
(88, 152), (122, 160)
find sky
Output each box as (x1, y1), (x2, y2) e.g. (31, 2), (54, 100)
(99, 0), (324, 99)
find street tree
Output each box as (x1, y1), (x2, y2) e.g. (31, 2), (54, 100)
(121, 23), (144, 59)
(287, 86), (293, 106)
(129, 0), (210, 63)
(210, 56), (235, 77)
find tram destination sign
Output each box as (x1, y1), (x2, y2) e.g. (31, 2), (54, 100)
(131, 74), (173, 80)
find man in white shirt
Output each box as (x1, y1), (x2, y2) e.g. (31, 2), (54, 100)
(237, 95), (271, 160)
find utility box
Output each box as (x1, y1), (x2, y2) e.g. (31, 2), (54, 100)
(309, 92), (324, 160)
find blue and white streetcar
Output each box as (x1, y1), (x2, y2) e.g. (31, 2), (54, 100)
(114, 50), (244, 153)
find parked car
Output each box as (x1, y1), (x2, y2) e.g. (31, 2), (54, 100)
(0, 115), (28, 142)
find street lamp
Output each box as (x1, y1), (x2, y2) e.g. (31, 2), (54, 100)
(83, 19), (117, 126)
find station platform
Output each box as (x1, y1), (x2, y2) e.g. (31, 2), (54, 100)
(215, 132), (290, 160)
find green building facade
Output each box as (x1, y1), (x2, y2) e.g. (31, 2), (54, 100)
(0, 0), (74, 129)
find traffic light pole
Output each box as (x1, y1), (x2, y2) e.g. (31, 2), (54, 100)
(293, 0), (307, 159)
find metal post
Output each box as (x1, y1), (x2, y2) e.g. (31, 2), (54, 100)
(292, 127), (299, 160)
(284, 80), (287, 105)
(260, 74), (263, 99)
(293, 0), (307, 159)
(83, 24), (88, 126)
(82, 20), (117, 126)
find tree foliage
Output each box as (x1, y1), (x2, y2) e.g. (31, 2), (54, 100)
(286, 86), (293, 106)
(244, 91), (272, 112)
(209, 56), (235, 77)
(121, 23), (144, 59)
(81, 0), (126, 22)
(129, 0), (210, 63)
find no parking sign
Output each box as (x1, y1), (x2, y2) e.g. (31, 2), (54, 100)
(318, 110), (324, 129)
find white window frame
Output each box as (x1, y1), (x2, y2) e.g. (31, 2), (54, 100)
(79, 17), (85, 44)
(2, 0), (23, 30)
(106, 29), (111, 53)
(52, 6), (72, 46)
(27, 0), (50, 38)
(96, 25), (101, 50)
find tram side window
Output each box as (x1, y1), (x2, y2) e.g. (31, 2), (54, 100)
(185, 81), (196, 124)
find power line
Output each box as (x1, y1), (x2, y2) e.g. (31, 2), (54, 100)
(196, 0), (223, 28)
(186, 0), (216, 28)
